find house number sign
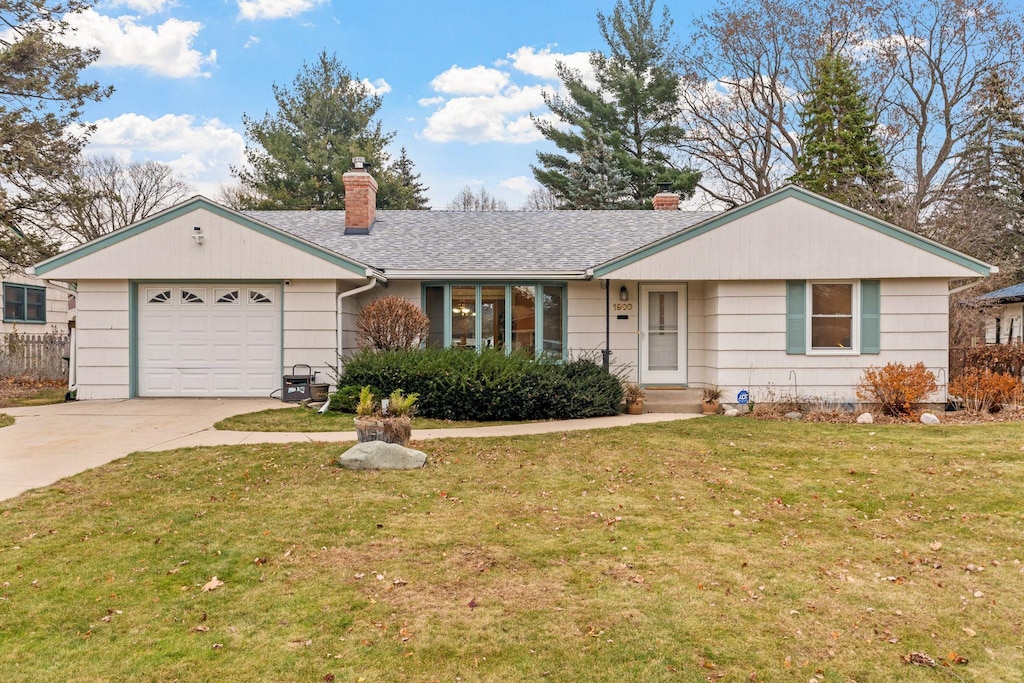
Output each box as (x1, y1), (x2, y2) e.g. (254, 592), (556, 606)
(612, 302), (633, 311)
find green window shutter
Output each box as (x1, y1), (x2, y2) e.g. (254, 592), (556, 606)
(786, 280), (806, 355)
(860, 280), (881, 354)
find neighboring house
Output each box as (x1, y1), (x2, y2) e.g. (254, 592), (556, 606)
(32, 160), (994, 402)
(2, 238), (74, 336)
(978, 282), (1024, 345)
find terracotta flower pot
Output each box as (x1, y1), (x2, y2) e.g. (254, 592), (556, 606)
(701, 400), (720, 415)
(625, 399), (644, 415)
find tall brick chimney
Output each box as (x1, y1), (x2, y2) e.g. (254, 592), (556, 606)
(652, 182), (679, 211)
(342, 157), (378, 234)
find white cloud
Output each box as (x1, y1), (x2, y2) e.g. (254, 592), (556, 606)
(361, 78), (391, 96)
(236, 0), (327, 20)
(507, 46), (596, 87)
(102, 0), (176, 13)
(431, 65), (510, 96)
(418, 96), (445, 107)
(422, 85), (547, 144)
(499, 176), (534, 194)
(84, 113), (246, 195)
(65, 9), (215, 78)
(244, 35), (260, 48)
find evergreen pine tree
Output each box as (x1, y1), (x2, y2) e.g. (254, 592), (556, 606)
(532, 0), (699, 209)
(790, 52), (893, 212)
(376, 147), (430, 210)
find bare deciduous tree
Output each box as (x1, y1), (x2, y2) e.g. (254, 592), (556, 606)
(446, 186), (508, 211)
(53, 156), (193, 244)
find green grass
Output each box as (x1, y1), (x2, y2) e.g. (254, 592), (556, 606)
(3, 419), (1024, 681)
(0, 414), (12, 428)
(214, 407), (529, 432)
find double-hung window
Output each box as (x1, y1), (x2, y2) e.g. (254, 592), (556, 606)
(787, 280), (880, 355)
(423, 283), (566, 359)
(3, 283), (46, 324)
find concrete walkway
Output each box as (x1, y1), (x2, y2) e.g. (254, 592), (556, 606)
(0, 399), (698, 502)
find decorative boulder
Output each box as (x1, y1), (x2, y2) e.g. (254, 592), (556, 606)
(784, 411), (803, 421)
(339, 441), (427, 470)
(920, 412), (940, 425)
(856, 412), (874, 424)
(723, 408), (740, 417)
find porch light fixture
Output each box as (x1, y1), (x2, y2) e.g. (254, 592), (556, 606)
(619, 286), (629, 301)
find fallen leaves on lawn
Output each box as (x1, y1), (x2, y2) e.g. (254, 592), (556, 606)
(201, 577), (224, 592)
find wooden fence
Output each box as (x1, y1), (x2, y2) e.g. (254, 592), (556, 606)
(1, 332), (70, 380)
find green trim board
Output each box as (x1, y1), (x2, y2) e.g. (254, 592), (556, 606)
(129, 282), (138, 398)
(592, 185), (993, 278)
(786, 279), (880, 355)
(34, 196), (372, 278)
(860, 280), (881, 354)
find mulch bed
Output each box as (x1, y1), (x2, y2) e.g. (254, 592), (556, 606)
(0, 377), (66, 408)
(751, 405), (1024, 425)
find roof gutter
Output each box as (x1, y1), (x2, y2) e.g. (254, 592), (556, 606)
(380, 269), (590, 280)
(950, 267), (998, 297)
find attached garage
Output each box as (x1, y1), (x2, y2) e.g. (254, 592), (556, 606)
(137, 284), (281, 397)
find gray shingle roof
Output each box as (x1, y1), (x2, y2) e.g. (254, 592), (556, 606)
(243, 210), (717, 274)
(979, 281), (1024, 302)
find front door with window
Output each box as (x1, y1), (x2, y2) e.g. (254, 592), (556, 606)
(639, 284), (687, 384)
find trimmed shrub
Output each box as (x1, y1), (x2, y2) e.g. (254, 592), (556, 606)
(949, 369), (1022, 412)
(327, 384), (364, 413)
(856, 362), (937, 416)
(338, 347), (623, 421)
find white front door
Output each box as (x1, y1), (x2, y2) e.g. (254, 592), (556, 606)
(639, 284), (687, 385)
(137, 284), (281, 397)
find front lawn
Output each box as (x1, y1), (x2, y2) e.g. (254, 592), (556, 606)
(3, 419), (1024, 681)
(214, 407), (529, 432)
(0, 379), (66, 408)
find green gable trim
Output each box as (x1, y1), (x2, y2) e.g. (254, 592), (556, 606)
(860, 279), (881, 354)
(592, 186), (992, 278)
(785, 280), (806, 355)
(34, 196), (370, 277)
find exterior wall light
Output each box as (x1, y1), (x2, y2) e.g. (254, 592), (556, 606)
(619, 285), (629, 301)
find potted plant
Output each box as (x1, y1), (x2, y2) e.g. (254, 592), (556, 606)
(701, 384), (723, 415)
(353, 386), (418, 446)
(623, 382), (646, 415)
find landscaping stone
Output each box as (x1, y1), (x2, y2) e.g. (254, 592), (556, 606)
(785, 411), (803, 421)
(920, 412), (940, 425)
(723, 408), (740, 417)
(339, 441), (427, 470)
(856, 412), (874, 424)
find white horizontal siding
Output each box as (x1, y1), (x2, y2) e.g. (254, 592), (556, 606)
(75, 280), (130, 400)
(605, 196), (983, 281)
(41, 208), (366, 281)
(283, 280), (338, 382)
(708, 279), (951, 402)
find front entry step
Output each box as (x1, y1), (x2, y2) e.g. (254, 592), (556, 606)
(640, 388), (704, 414)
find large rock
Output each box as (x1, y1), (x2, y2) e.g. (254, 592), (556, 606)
(784, 411), (803, 421)
(723, 408), (740, 417)
(920, 412), (941, 425)
(339, 441), (427, 470)
(856, 412), (874, 424)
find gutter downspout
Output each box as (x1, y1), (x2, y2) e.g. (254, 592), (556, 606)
(336, 273), (382, 374)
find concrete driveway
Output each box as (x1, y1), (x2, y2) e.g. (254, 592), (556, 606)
(0, 398), (284, 502)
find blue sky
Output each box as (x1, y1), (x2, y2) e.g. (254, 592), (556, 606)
(70, 0), (715, 208)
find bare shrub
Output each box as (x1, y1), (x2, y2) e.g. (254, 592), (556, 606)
(963, 344), (1024, 379)
(356, 296), (431, 351)
(856, 362), (937, 416)
(949, 369), (1022, 412)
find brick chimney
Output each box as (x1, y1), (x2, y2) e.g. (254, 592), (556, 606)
(652, 182), (679, 211)
(342, 157), (378, 234)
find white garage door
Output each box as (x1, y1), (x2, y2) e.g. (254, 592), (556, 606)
(138, 285), (281, 397)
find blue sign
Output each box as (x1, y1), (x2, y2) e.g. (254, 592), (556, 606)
(737, 390), (750, 405)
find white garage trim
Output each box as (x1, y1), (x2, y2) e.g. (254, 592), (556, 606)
(131, 282), (283, 397)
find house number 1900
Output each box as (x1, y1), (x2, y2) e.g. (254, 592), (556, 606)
(612, 303), (633, 311)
